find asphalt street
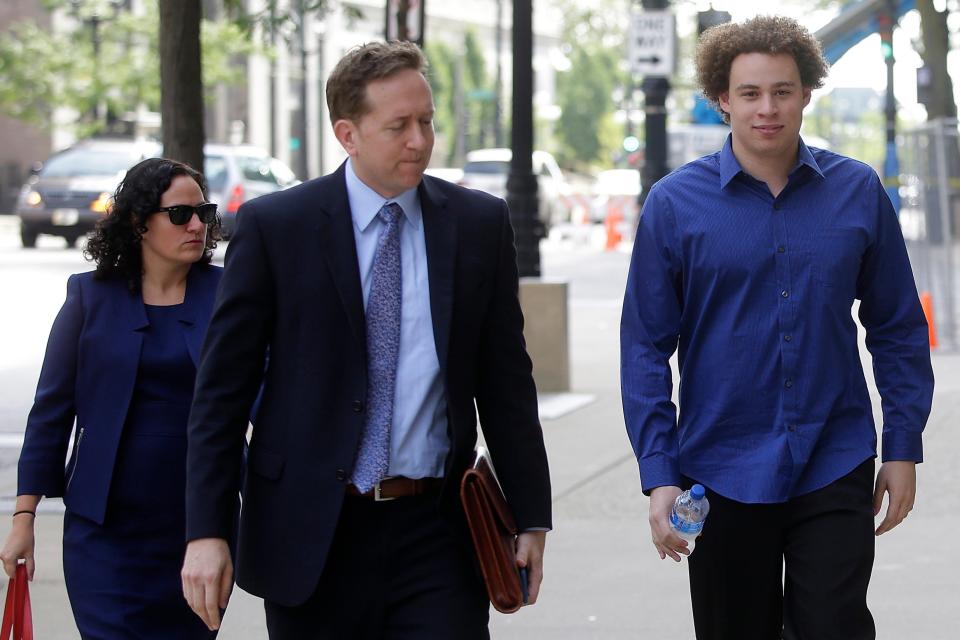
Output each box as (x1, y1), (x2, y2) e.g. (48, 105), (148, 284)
(0, 216), (957, 638)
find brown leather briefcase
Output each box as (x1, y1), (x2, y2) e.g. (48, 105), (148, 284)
(460, 447), (525, 614)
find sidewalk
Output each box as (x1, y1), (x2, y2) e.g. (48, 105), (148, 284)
(10, 240), (960, 638)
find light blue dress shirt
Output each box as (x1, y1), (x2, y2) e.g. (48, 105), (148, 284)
(345, 160), (449, 479)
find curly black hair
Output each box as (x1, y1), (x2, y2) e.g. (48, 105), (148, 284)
(84, 157), (220, 292)
(695, 15), (830, 124)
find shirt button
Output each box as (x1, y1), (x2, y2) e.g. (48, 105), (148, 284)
(777, 246), (786, 253)
(336, 469), (347, 481)
(781, 290), (790, 298)
(785, 379), (794, 389)
(788, 424), (797, 432)
(773, 203), (781, 210)
(352, 400), (363, 413)
(784, 334), (792, 342)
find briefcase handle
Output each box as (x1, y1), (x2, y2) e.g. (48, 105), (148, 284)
(1, 563), (33, 640)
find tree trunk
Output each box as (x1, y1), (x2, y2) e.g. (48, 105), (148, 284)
(917, 0), (956, 120)
(159, 0), (205, 173)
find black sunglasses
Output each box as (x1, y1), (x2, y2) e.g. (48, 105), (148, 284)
(156, 202), (218, 225)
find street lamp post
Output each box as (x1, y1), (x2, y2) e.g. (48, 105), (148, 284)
(494, 0), (504, 148)
(507, 0), (541, 278)
(71, 0), (125, 130)
(638, 0), (671, 209)
(879, 2), (900, 213)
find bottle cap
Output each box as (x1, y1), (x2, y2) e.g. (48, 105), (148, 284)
(690, 484), (706, 500)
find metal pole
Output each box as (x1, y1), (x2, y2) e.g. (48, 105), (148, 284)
(933, 118), (955, 346)
(507, 0), (541, 277)
(92, 13), (103, 126)
(299, 0), (310, 179)
(317, 26), (325, 176)
(879, 5), (900, 213)
(494, 0), (503, 148)
(638, 0), (671, 209)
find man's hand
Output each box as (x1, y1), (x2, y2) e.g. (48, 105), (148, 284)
(515, 531), (546, 605)
(649, 485), (687, 562)
(874, 460), (917, 536)
(181, 537), (233, 630)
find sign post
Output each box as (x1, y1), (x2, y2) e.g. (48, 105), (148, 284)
(632, 3), (675, 208)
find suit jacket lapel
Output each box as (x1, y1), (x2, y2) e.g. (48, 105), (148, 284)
(177, 265), (211, 367)
(419, 177), (455, 377)
(318, 165), (366, 349)
(115, 281), (146, 402)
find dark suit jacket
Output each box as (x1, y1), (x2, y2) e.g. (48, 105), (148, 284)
(186, 162), (552, 606)
(18, 264), (222, 525)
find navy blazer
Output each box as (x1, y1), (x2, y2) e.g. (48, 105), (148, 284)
(186, 163), (552, 606)
(18, 264), (222, 525)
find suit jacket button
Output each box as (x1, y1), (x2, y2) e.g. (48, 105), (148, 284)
(336, 469), (347, 481)
(352, 400), (363, 413)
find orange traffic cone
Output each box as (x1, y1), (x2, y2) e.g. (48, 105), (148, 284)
(605, 205), (623, 251)
(920, 291), (938, 348)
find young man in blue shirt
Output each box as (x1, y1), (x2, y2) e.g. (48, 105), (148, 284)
(621, 16), (933, 640)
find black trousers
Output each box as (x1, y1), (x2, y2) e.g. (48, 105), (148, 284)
(263, 493), (490, 639)
(686, 459), (876, 640)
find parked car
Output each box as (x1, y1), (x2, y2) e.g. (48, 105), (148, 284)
(423, 167), (464, 184)
(590, 169), (641, 224)
(459, 148), (570, 229)
(16, 138), (160, 247)
(204, 144), (299, 239)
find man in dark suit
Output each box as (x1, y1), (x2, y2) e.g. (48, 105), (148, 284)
(180, 41), (552, 638)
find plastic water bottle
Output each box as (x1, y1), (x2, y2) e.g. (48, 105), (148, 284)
(670, 484), (710, 556)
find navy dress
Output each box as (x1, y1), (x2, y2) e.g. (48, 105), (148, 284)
(62, 303), (214, 639)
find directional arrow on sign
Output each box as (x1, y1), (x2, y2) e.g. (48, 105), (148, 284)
(628, 10), (676, 77)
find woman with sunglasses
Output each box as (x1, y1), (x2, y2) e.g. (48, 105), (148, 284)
(0, 158), (233, 638)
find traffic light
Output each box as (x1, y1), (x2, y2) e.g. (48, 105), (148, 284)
(880, 37), (893, 60)
(697, 9), (731, 36)
(878, 14), (894, 60)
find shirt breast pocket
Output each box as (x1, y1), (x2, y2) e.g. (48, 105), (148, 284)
(811, 227), (867, 294)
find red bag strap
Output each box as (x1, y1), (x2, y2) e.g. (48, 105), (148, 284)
(1, 565), (33, 640)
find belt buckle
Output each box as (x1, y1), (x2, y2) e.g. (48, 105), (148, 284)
(374, 479), (396, 502)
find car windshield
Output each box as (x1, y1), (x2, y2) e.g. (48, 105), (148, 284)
(204, 156), (228, 191)
(463, 160), (509, 175)
(237, 156), (283, 185)
(41, 148), (144, 178)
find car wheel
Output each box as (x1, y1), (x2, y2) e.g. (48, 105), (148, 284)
(20, 227), (38, 249)
(64, 232), (85, 248)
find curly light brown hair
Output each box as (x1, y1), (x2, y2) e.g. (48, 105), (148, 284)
(695, 15), (829, 124)
(325, 41), (428, 125)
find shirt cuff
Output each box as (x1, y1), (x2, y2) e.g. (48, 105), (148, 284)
(881, 428), (924, 463)
(520, 527), (551, 533)
(638, 453), (682, 496)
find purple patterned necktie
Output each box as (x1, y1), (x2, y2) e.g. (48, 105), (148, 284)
(351, 202), (404, 492)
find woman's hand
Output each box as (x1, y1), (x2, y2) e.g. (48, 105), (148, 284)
(1, 512), (37, 580)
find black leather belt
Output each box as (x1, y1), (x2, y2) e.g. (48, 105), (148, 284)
(346, 476), (442, 501)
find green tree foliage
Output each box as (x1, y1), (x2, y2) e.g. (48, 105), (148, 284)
(0, 1), (254, 138)
(463, 30), (495, 151)
(424, 30), (496, 165)
(424, 40), (458, 164)
(555, 0), (627, 169)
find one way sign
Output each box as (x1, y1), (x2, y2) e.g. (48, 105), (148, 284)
(628, 10), (676, 77)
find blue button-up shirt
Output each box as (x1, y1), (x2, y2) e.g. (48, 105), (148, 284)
(345, 160), (449, 479)
(621, 136), (934, 503)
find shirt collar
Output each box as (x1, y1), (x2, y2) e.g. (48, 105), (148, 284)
(345, 158), (422, 232)
(719, 133), (825, 189)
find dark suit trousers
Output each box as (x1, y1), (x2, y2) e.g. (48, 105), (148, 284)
(263, 493), (490, 639)
(686, 459), (876, 640)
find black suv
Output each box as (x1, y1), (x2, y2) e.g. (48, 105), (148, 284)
(16, 139), (159, 247)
